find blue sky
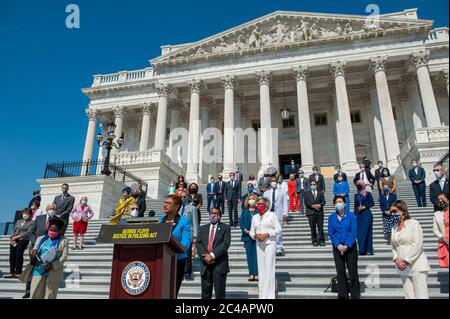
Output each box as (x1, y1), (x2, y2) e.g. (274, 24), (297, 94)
(0, 0), (448, 222)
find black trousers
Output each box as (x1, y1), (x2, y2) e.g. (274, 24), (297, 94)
(412, 183), (427, 207)
(332, 244), (361, 299)
(176, 258), (187, 298)
(184, 244), (193, 275)
(207, 194), (216, 213)
(307, 214), (324, 243)
(201, 266), (227, 299)
(216, 194), (225, 216)
(60, 216), (69, 236)
(10, 240), (29, 275)
(227, 198), (239, 225)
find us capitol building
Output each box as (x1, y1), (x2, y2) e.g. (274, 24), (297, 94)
(39, 9), (449, 218)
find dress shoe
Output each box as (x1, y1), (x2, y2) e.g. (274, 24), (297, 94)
(276, 252), (284, 256)
(313, 242), (319, 247)
(319, 241), (325, 247)
(4, 274), (15, 279)
(22, 293), (30, 299)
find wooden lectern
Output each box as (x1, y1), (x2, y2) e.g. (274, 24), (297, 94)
(97, 222), (184, 299)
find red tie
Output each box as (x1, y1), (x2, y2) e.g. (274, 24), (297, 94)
(207, 226), (216, 253)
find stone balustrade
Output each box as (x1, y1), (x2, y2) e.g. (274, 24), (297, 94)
(426, 27), (449, 43)
(112, 150), (182, 175)
(92, 67), (154, 87)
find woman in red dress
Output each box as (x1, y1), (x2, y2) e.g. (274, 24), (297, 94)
(70, 196), (94, 250)
(433, 192), (449, 268)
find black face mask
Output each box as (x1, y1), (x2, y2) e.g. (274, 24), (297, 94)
(190, 188), (198, 194)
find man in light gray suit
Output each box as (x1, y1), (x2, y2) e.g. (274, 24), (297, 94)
(53, 183), (75, 236)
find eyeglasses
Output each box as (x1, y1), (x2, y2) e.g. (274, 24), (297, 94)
(164, 201), (173, 206)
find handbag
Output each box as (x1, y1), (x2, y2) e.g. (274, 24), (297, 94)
(324, 276), (351, 293)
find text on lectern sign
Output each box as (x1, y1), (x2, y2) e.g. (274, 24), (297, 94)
(96, 223), (172, 244)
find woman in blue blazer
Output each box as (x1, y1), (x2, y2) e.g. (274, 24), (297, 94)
(379, 183), (399, 243)
(354, 181), (375, 255)
(333, 176), (350, 213)
(240, 193), (259, 281)
(328, 195), (360, 299)
(159, 194), (192, 298)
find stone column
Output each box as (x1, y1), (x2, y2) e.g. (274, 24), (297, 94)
(369, 56), (402, 174)
(256, 70), (273, 175)
(397, 91), (414, 136)
(401, 74), (425, 129)
(409, 51), (441, 127)
(361, 95), (379, 162)
(82, 108), (98, 162)
(111, 106), (126, 155)
(364, 79), (387, 164)
(293, 66), (314, 174)
(222, 75), (236, 177)
(234, 92), (244, 167)
(168, 100), (183, 164)
(330, 89), (343, 166)
(439, 70), (449, 95)
(199, 95), (213, 182)
(186, 79), (203, 183)
(139, 103), (154, 152)
(154, 82), (171, 151)
(329, 61), (359, 175)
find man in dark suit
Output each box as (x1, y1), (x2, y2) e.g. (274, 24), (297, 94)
(408, 160), (427, 207)
(308, 166), (325, 193)
(333, 165), (348, 183)
(295, 169), (309, 216)
(196, 207), (231, 299)
(363, 156), (372, 175)
(430, 165), (449, 211)
(206, 176), (217, 212)
(224, 172), (241, 227)
(214, 175), (226, 216)
(374, 161), (385, 195)
(53, 183), (75, 236)
(304, 180), (326, 246)
(234, 166), (243, 195)
(258, 170), (271, 194)
(353, 163), (375, 187)
(287, 159), (299, 179)
(134, 182), (147, 217)
(23, 203), (56, 298)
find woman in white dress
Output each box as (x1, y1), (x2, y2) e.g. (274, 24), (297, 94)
(245, 197), (282, 299)
(390, 200), (430, 299)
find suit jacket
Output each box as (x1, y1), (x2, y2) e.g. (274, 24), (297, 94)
(20, 235), (69, 285)
(391, 219), (431, 273)
(333, 172), (348, 183)
(197, 222), (231, 275)
(408, 167), (426, 185)
(29, 214), (50, 248)
(214, 181), (226, 196)
(353, 171), (376, 186)
(430, 178), (450, 210)
(308, 174), (326, 192)
(12, 219), (33, 241)
(258, 176), (271, 193)
(379, 193), (398, 213)
(287, 164), (299, 177)
(295, 177), (309, 193)
(53, 194), (75, 221)
(303, 190), (326, 216)
(224, 180), (241, 201)
(263, 188), (288, 217)
(433, 210), (447, 241)
(206, 182), (216, 195)
(28, 195), (41, 208)
(374, 167), (384, 182)
(135, 189), (147, 215)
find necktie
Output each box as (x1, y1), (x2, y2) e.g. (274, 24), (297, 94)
(361, 173), (365, 181)
(60, 195), (65, 204)
(207, 226), (216, 253)
(219, 182), (222, 193)
(313, 191), (317, 200)
(271, 190), (276, 212)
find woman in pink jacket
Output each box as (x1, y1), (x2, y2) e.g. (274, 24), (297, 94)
(70, 196), (94, 250)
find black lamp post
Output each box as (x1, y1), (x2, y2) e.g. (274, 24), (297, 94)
(96, 122), (124, 176)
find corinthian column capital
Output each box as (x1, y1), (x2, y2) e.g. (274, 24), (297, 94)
(187, 79), (204, 93)
(221, 75), (236, 90)
(329, 61), (347, 78)
(293, 66), (309, 82)
(85, 108), (98, 121)
(439, 69), (449, 84)
(256, 70), (271, 86)
(155, 82), (172, 97)
(409, 50), (431, 69)
(112, 105), (127, 119)
(369, 56), (388, 74)
(140, 102), (155, 115)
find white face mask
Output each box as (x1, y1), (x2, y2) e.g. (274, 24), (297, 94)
(131, 209), (139, 217)
(23, 214), (30, 221)
(81, 200), (87, 205)
(412, 162), (418, 167)
(435, 171), (443, 179)
(365, 186), (372, 192)
(47, 210), (56, 217)
(271, 182), (278, 189)
(248, 199), (256, 207)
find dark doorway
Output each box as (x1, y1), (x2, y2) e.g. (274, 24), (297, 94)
(279, 154), (302, 179)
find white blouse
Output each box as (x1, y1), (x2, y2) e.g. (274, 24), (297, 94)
(249, 211), (282, 245)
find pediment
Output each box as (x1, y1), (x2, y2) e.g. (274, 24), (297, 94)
(151, 10), (432, 67)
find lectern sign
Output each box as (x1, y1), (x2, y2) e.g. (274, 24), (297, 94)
(121, 261), (151, 296)
(97, 223), (172, 244)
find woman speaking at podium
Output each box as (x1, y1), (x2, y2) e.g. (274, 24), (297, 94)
(159, 194), (192, 298)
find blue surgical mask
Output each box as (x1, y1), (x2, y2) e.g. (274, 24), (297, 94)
(310, 185), (317, 191)
(247, 187), (254, 193)
(383, 188), (389, 194)
(383, 172), (389, 177)
(335, 203), (345, 211)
